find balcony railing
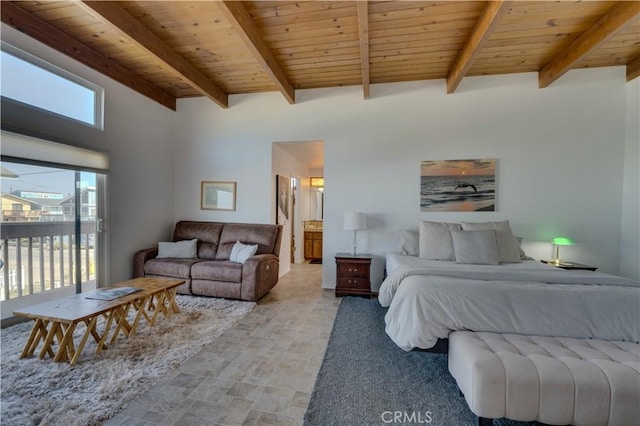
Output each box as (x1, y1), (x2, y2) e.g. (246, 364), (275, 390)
(0, 221), (96, 301)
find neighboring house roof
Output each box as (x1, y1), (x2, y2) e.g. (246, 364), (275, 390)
(10, 190), (67, 207)
(60, 187), (96, 206)
(1, 193), (34, 205)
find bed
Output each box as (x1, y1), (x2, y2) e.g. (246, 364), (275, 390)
(378, 221), (640, 351)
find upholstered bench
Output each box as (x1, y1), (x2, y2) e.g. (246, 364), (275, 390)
(448, 331), (640, 426)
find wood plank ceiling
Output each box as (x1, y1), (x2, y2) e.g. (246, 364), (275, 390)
(2, 1), (638, 110)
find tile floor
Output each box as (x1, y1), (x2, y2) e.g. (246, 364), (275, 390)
(105, 263), (340, 426)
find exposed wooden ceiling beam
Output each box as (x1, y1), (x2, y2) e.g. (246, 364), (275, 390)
(357, 1), (370, 99)
(78, 1), (228, 108)
(627, 56), (640, 82)
(0, 1), (176, 111)
(539, 1), (640, 88)
(218, 1), (295, 104)
(447, 1), (511, 94)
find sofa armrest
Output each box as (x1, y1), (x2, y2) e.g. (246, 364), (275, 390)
(241, 253), (280, 301)
(133, 247), (158, 278)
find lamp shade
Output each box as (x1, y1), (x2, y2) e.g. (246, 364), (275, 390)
(552, 237), (574, 246)
(344, 212), (366, 231)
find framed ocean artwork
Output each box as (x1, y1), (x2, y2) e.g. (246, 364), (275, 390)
(420, 159), (496, 212)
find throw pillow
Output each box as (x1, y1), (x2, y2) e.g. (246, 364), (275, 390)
(396, 230), (419, 256)
(418, 221), (463, 260)
(460, 221), (521, 263)
(157, 239), (198, 259)
(230, 241), (258, 264)
(451, 230), (500, 265)
(515, 236), (533, 260)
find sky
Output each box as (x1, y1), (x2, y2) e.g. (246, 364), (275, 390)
(0, 50), (95, 126)
(421, 159), (496, 177)
(1, 162), (95, 197)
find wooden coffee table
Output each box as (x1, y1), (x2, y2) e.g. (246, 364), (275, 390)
(13, 277), (184, 366)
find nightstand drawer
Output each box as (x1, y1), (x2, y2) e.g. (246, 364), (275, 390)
(335, 253), (373, 298)
(338, 276), (369, 290)
(337, 263), (368, 277)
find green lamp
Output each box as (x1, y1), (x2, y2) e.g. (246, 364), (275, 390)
(551, 237), (574, 265)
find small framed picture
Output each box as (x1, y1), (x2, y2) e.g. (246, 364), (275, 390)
(201, 181), (236, 211)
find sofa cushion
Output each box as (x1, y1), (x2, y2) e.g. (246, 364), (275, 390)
(192, 279), (241, 299)
(144, 258), (202, 279)
(191, 260), (243, 283)
(173, 221), (225, 259)
(216, 223), (280, 260)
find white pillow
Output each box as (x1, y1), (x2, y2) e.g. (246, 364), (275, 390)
(460, 221), (521, 263)
(451, 230), (500, 265)
(419, 221), (463, 260)
(157, 239), (198, 259)
(230, 241), (258, 264)
(515, 236), (533, 260)
(396, 230), (419, 256)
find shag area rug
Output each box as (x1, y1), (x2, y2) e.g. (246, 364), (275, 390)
(1, 295), (255, 426)
(304, 297), (531, 426)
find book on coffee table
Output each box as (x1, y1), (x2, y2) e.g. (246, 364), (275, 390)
(85, 286), (142, 301)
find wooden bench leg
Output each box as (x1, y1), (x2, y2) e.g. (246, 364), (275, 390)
(72, 316), (100, 366)
(96, 310), (116, 354)
(167, 288), (180, 314)
(130, 295), (152, 333)
(54, 323), (77, 362)
(21, 319), (44, 358)
(148, 293), (165, 326)
(110, 304), (133, 344)
(38, 321), (61, 359)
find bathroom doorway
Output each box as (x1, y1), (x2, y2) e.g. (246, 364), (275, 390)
(271, 141), (324, 266)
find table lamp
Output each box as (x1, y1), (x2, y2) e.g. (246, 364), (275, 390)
(344, 212), (366, 256)
(551, 237), (574, 265)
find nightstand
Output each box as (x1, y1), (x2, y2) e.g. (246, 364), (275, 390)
(335, 253), (372, 298)
(541, 260), (598, 271)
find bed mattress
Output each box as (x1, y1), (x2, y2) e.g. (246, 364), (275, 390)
(380, 254), (640, 351)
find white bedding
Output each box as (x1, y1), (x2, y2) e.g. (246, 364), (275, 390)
(380, 254), (640, 351)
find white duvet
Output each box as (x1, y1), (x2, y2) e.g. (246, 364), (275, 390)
(379, 255), (640, 351)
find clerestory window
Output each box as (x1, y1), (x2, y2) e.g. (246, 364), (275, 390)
(0, 42), (104, 129)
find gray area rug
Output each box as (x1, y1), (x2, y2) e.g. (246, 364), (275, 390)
(304, 297), (532, 426)
(1, 295), (255, 426)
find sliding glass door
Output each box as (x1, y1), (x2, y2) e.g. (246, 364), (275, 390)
(0, 160), (103, 301)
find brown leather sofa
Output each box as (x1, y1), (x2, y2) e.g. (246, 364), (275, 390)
(134, 221), (283, 302)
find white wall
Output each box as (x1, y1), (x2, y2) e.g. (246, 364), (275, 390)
(173, 67), (635, 291)
(1, 24), (176, 285)
(620, 78), (640, 280)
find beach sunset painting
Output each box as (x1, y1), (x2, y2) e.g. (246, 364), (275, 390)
(421, 159), (496, 212)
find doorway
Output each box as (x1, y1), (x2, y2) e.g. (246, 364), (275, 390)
(271, 141), (324, 268)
